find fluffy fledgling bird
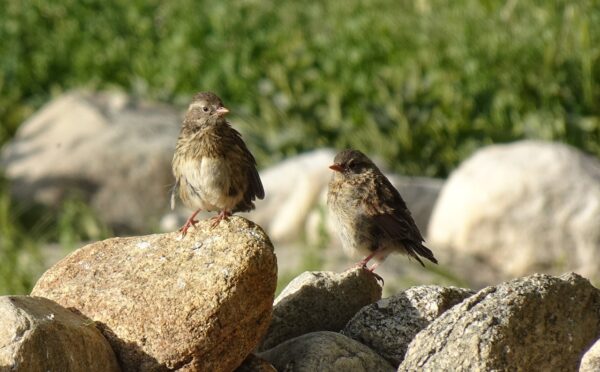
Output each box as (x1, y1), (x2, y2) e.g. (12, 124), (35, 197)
(327, 149), (437, 272)
(171, 92), (264, 236)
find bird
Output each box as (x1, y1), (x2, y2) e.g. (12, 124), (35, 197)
(327, 149), (437, 273)
(171, 92), (264, 236)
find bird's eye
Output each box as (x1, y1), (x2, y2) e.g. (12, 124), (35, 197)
(202, 107), (209, 112)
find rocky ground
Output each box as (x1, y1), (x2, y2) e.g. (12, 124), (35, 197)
(1, 217), (599, 371)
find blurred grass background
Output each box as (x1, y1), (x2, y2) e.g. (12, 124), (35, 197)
(1, 0), (599, 293)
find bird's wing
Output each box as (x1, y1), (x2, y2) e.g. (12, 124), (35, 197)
(361, 174), (424, 242)
(228, 126), (265, 200)
(361, 174), (437, 265)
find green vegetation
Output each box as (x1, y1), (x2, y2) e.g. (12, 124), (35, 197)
(1, 0), (599, 293)
(0, 177), (110, 294)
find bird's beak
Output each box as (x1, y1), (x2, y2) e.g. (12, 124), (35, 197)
(216, 106), (229, 117)
(329, 164), (343, 172)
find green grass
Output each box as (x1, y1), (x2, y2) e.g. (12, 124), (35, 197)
(1, 0), (599, 294)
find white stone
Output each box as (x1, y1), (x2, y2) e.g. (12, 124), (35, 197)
(428, 140), (600, 280)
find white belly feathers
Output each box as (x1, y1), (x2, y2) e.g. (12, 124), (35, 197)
(180, 156), (240, 211)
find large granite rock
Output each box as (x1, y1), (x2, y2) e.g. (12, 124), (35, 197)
(258, 268), (382, 351)
(0, 295), (119, 372)
(399, 273), (600, 371)
(259, 331), (394, 372)
(0, 90), (180, 233)
(32, 216), (277, 372)
(428, 140), (600, 282)
(342, 285), (474, 366)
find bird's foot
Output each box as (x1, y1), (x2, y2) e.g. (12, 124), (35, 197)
(178, 209), (201, 238)
(179, 218), (199, 237)
(210, 210), (232, 228)
(352, 262), (384, 285)
(366, 264), (384, 285)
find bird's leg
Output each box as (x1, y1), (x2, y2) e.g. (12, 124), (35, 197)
(179, 209), (201, 237)
(367, 262), (380, 272)
(210, 210), (232, 228)
(355, 250), (378, 269)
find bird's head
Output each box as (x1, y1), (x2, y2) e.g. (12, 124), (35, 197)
(329, 149), (377, 178)
(185, 92), (229, 124)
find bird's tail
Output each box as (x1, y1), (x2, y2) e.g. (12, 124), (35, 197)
(408, 242), (438, 266)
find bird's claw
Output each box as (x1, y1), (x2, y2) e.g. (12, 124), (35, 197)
(179, 218), (199, 238)
(353, 263), (384, 285)
(210, 211), (231, 228)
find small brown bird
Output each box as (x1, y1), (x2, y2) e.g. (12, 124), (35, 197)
(171, 92), (264, 236)
(327, 149), (437, 272)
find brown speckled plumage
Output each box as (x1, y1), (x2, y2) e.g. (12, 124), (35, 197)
(171, 92), (264, 234)
(327, 149), (437, 270)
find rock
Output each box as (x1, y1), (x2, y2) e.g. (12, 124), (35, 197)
(428, 140), (600, 284)
(580, 338), (600, 372)
(342, 285), (474, 366)
(0, 90), (180, 233)
(259, 331), (394, 372)
(399, 273), (600, 372)
(235, 354), (277, 372)
(0, 295), (119, 372)
(258, 268), (382, 351)
(32, 216), (277, 372)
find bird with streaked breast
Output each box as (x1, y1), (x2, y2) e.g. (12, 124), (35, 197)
(171, 92), (264, 236)
(327, 149), (437, 274)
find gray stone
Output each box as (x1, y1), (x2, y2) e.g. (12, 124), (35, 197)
(0, 90), (180, 233)
(428, 140), (600, 284)
(399, 273), (600, 372)
(259, 331), (394, 372)
(0, 295), (119, 372)
(580, 338), (600, 372)
(258, 268), (382, 351)
(32, 216), (277, 372)
(342, 285), (474, 366)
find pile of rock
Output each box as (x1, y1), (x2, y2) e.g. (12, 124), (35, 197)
(1, 216), (599, 371)
(257, 271), (600, 371)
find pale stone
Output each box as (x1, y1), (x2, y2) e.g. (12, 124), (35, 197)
(429, 140), (600, 282)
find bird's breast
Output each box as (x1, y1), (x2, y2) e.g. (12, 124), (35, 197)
(327, 179), (376, 257)
(176, 156), (244, 211)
